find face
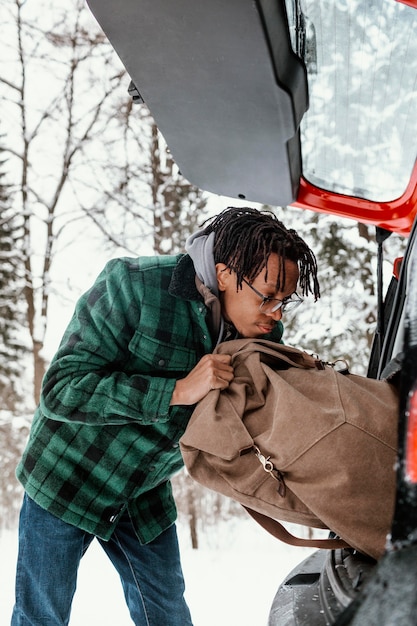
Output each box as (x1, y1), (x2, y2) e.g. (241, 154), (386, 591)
(216, 254), (300, 338)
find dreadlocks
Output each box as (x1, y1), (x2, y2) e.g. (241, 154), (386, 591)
(201, 207), (320, 300)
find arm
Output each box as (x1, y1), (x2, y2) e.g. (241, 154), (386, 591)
(40, 259), (187, 426)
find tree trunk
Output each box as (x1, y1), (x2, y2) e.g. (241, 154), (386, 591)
(187, 488), (199, 550)
(33, 340), (46, 406)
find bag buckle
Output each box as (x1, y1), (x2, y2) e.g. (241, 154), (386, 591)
(253, 445), (286, 497)
(253, 445), (274, 472)
(328, 358), (350, 374)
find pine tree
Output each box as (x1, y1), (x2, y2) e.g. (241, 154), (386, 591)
(0, 155), (28, 410)
(0, 138), (31, 529)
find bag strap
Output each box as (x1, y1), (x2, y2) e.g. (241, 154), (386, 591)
(243, 506), (351, 550)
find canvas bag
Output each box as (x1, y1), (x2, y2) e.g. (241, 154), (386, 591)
(179, 339), (399, 560)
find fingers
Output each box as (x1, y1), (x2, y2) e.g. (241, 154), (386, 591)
(170, 354), (234, 406)
(207, 355), (234, 390)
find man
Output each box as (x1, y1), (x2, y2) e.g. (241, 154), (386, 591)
(12, 207), (320, 625)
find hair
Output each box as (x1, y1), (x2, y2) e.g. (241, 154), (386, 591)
(201, 207), (320, 299)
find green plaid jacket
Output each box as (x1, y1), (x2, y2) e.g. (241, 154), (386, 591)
(17, 254), (283, 543)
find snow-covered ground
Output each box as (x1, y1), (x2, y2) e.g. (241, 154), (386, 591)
(1, 520), (319, 625)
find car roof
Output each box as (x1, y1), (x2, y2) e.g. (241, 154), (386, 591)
(86, 0), (417, 235)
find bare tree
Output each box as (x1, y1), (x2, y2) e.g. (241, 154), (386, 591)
(1, 0), (209, 403)
(75, 98), (208, 257)
(1, 0), (125, 400)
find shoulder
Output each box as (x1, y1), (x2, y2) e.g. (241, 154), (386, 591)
(103, 254), (182, 276)
(98, 255), (183, 291)
(82, 254), (199, 310)
(74, 255), (183, 316)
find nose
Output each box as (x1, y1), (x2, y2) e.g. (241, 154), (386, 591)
(265, 308), (283, 321)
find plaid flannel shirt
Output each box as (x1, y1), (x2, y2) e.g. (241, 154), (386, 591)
(17, 253), (283, 543)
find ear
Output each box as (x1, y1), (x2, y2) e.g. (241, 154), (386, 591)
(215, 263), (231, 292)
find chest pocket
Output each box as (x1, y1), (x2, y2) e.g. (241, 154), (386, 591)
(128, 329), (198, 375)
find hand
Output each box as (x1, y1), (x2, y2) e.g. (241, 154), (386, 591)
(170, 354), (234, 406)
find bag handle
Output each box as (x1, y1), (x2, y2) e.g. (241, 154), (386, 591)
(243, 506), (351, 550)
(215, 339), (324, 370)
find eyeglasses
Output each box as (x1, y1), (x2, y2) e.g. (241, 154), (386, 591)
(242, 278), (303, 314)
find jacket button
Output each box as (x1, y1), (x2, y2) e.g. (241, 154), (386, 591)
(158, 359), (166, 367)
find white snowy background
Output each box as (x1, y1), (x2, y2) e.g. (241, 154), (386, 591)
(1, 521), (321, 625)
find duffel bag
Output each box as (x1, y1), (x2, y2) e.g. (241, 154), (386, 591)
(179, 338), (399, 560)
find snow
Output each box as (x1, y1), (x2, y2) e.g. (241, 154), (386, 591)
(0, 521), (318, 625)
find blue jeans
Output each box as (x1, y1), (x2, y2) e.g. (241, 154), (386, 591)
(11, 494), (193, 626)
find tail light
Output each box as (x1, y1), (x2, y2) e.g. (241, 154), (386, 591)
(393, 257), (403, 281)
(406, 387), (417, 482)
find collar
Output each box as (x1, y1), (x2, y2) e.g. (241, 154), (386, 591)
(169, 254), (232, 344)
(169, 254), (202, 301)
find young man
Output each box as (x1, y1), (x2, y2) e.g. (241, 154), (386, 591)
(12, 207), (320, 626)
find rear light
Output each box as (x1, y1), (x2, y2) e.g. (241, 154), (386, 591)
(393, 257), (403, 280)
(405, 387), (417, 482)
